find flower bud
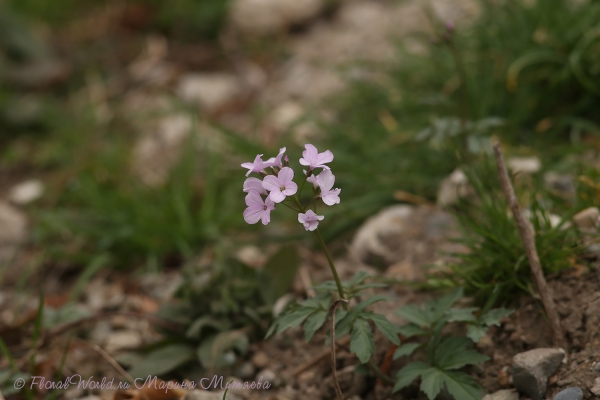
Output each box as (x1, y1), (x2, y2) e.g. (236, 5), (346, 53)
(283, 155), (289, 167)
(446, 21), (455, 33)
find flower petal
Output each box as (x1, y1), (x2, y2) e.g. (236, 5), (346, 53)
(261, 209), (271, 225)
(282, 181), (298, 196)
(245, 191), (265, 207)
(317, 170), (335, 191)
(278, 167), (295, 184)
(315, 150), (334, 166)
(262, 175), (282, 192)
(322, 188), (341, 206)
(268, 191), (286, 203)
(243, 207), (263, 224)
(306, 220), (319, 231)
(243, 177), (266, 194)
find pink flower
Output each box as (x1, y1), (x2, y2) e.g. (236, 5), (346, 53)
(243, 191), (275, 225)
(316, 169), (341, 206)
(241, 154), (270, 177)
(265, 147), (286, 168)
(243, 177), (267, 195)
(262, 167), (298, 203)
(299, 144), (333, 171)
(298, 210), (324, 231)
(304, 170), (318, 187)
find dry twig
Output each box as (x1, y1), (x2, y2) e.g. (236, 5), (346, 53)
(493, 143), (568, 351)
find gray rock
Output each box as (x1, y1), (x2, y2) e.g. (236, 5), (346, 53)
(437, 168), (472, 207)
(593, 362), (600, 372)
(235, 361), (255, 380)
(9, 179), (44, 205)
(544, 172), (576, 197)
(510, 348), (565, 400)
(0, 201), (28, 265)
(482, 389), (519, 400)
(229, 0), (324, 35)
(507, 156), (541, 174)
(591, 377), (600, 396)
(175, 73), (242, 113)
(572, 207), (599, 234)
(553, 387), (583, 400)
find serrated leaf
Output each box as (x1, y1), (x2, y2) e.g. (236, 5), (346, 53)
(129, 344), (194, 378)
(466, 324), (488, 343)
(275, 307), (315, 335)
(430, 287), (464, 321)
(446, 307), (478, 323)
(365, 313), (401, 345)
(420, 367), (445, 400)
(334, 311), (356, 339)
(349, 271), (371, 286)
(393, 343), (421, 359)
(398, 323), (427, 338)
(350, 318), (375, 364)
(354, 295), (389, 313)
(303, 310), (328, 342)
(392, 361), (430, 393)
(434, 336), (488, 370)
(480, 308), (513, 326)
(440, 370), (483, 400)
(395, 304), (432, 327)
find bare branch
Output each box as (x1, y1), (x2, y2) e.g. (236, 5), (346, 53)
(493, 143), (568, 351)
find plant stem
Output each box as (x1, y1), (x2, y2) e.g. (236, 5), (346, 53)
(314, 228), (345, 300)
(280, 201), (301, 213)
(447, 40), (469, 129)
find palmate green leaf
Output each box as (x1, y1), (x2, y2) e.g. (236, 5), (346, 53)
(398, 323), (427, 338)
(354, 295), (389, 312)
(303, 310), (328, 342)
(393, 343), (421, 359)
(420, 367), (446, 400)
(350, 318), (375, 364)
(446, 307), (478, 323)
(349, 271), (371, 286)
(466, 324), (488, 343)
(395, 304), (432, 327)
(273, 307), (316, 336)
(392, 361), (431, 393)
(434, 336), (489, 370)
(480, 308), (513, 326)
(430, 287), (464, 321)
(440, 370), (483, 400)
(364, 312), (401, 345)
(334, 310), (356, 339)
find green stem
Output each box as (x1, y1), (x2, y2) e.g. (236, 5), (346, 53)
(279, 201), (301, 213)
(447, 40), (470, 129)
(314, 228), (345, 300)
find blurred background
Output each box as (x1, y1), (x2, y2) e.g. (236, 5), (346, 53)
(0, 0), (599, 397)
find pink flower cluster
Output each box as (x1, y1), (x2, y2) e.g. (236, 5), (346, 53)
(241, 144), (341, 231)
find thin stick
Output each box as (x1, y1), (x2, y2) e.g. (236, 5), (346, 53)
(73, 338), (135, 384)
(329, 299), (349, 400)
(291, 337), (351, 377)
(493, 143), (568, 351)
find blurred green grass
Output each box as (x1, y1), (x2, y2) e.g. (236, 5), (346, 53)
(1, 0), (599, 274)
